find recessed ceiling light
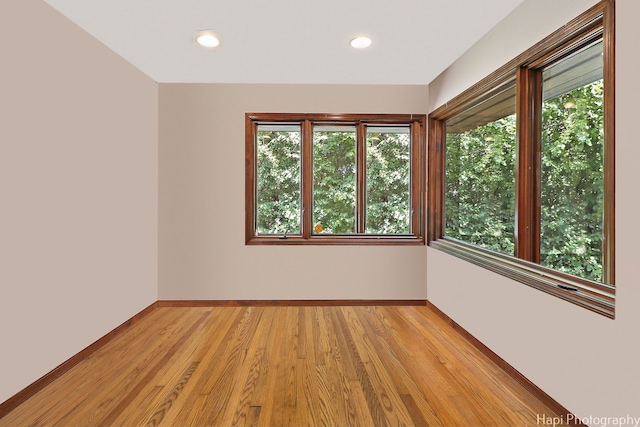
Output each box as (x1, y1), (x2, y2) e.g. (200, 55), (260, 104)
(350, 36), (372, 49)
(195, 30), (220, 48)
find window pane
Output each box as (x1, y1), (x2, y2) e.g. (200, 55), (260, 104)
(445, 85), (516, 255)
(256, 125), (301, 235)
(313, 126), (356, 234)
(540, 41), (604, 282)
(366, 126), (411, 234)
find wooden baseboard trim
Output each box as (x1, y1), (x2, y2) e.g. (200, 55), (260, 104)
(0, 301), (159, 419)
(426, 301), (584, 426)
(158, 299), (427, 307)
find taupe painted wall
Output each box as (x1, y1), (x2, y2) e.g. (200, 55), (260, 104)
(0, 0), (158, 403)
(428, 0), (640, 418)
(158, 84), (429, 300)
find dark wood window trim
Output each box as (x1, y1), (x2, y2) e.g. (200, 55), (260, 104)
(246, 113), (426, 245)
(428, 0), (615, 318)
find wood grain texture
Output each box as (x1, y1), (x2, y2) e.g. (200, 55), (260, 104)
(425, 302), (583, 426)
(602, 0), (616, 286)
(0, 301), (158, 419)
(158, 299), (427, 307)
(1, 305), (570, 426)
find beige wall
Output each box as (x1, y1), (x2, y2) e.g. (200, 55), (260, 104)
(428, 0), (640, 418)
(159, 84), (428, 300)
(0, 0), (158, 403)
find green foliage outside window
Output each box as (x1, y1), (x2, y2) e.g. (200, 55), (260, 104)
(444, 80), (604, 282)
(256, 129), (301, 235)
(366, 130), (411, 234)
(445, 115), (517, 255)
(541, 80), (604, 282)
(313, 130), (357, 234)
(256, 125), (413, 236)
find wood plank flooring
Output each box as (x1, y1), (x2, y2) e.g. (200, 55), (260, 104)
(0, 306), (566, 426)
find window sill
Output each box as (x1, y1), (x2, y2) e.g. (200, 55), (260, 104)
(429, 238), (615, 318)
(246, 235), (425, 246)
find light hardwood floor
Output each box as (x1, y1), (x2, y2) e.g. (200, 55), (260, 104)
(0, 306), (566, 426)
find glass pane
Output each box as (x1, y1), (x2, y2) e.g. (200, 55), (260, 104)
(256, 125), (301, 235)
(540, 41), (604, 282)
(366, 126), (411, 234)
(445, 85), (517, 255)
(313, 126), (356, 234)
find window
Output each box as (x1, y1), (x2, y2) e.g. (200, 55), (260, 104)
(428, 0), (615, 317)
(540, 40), (605, 283)
(445, 83), (517, 256)
(246, 113), (425, 245)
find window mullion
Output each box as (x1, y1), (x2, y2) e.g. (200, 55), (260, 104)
(515, 67), (542, 262)
(427, 118), (445, 242)
(356, 122), (366, 234)
(245, 119), (257, 244)
(411, 121), (423, 237)
(602, 0), (615, 285)
(302, 120), (313, 239)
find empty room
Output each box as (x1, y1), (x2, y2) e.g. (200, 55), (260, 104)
(1, 0), (639, 425)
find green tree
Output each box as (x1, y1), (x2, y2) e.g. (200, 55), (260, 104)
(256, 129), (301, 234)
(444, 79), (604, 282)
(445, 114), (517, 255)
(366, 130), (411, 234)
(313, 130), (356, 234)
(540, 80), (604, 282)
(256, 126), (413, 236)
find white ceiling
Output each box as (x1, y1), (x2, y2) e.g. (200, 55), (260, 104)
(43, 0), (524, 85)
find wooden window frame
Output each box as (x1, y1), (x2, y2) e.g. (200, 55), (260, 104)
(246, 113), (426, 245)
(428, 0), (615, 318)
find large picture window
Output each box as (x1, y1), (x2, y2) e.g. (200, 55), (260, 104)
(246, 113), (425, 245)
(428, 0), (615, 317)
